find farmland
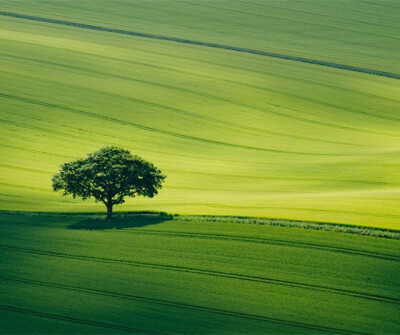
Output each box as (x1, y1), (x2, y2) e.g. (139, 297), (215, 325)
(0, 0), (399, 228)
(0, 1), (399, 333)
(1, 213), (399, 334)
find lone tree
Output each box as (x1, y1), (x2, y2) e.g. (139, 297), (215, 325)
(52, 146), (166, 219)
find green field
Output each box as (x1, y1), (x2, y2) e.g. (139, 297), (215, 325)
(0, 0), (399, 228)
(0, 2), (399, 332)
(0, 213), (399, 334)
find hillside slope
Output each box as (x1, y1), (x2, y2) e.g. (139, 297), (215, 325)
(1, 214), (399, 333)
(0, 0), (399, 228)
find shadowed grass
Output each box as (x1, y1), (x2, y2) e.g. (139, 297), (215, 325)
(0, 212), (399, 334)
(68, 215), (173, 230)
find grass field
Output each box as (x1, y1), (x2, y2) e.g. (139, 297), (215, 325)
(0, 213), (399, 334)
(1, 2), (399, 333)
(1, 1), (399, 333)
(0, 0), (399, 228)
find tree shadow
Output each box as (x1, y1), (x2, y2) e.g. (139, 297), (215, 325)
(67, 214), (173, 230)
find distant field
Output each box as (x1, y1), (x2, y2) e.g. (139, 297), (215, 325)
(0, 213), (399, 333)
(0, 0), (399, 228)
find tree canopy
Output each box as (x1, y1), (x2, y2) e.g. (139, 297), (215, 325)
(52, 146), (166, 219)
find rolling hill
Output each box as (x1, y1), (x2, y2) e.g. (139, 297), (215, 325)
(1, 2), (400, 333)
(0, 0), (399, 228)
(1, 213), (399, 334)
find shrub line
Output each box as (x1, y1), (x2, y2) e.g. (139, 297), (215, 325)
(0, 210), (399, 239)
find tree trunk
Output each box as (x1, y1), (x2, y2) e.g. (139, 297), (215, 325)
(106, 203), (113, 220)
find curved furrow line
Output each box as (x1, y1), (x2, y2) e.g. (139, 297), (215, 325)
(73, 42), (399, 126)
(162, 50), (400, 105)
(0, 244), (398, 305)
(0, 275), (362, 334)
(3, 66), (272, 139)
(0, 182), (50, 192)
(0, 143), (75, 159)
(0, 11), (398, 79)
(3, 76), (394, 147)
(224, 80), (400, 124)
(0, 136), (264, 167)
(0, 304), (157, 334)
(0, 118), (111, 146)
(355, 0), (400, 10)
(0, 118), (242, 165)
(0, 93), (361, 156)
(6, 49), (397, 140)
(125, 0), (398, 47)
(0, 164), (53, 175)
(0, 93), (291, 154)
(57, 52), (398, 138)
(237, 0), (399, 31)
(0, 182), (54, 193)
(76, 79), (374, 148)
(0, 218), (396, 260)
(0, 159), (396, 188)
(129, 78), (400, 139)
(0, 144), (245, 170)
(0, 198), (43, 205)
(99, 50), (400, 125)
(8, 46), (398, 107)
(166, 168), (399, 186)
(67, 1), (302, 55)
(122, 46), (400, 106)
(6, 37), (399, 136)
(175, 0), (399, 42)
(0, 125), (110, 154)
(100, 91), (364, 147)
(0, 198), (76, 205)
(0, 194), (21, 198)
(233, 65), (400, 106)
(94, 229), (400, 262)
(279, 91), (400, 123)
(0, 59), (374, 148)
(101, 57), (400, 137)
(0, 117), (163, 159)
(81, 79), (371, 147)
(116, 0), (392, 63)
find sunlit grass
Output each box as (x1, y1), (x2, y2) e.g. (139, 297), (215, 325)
(0, 0), (399, 228)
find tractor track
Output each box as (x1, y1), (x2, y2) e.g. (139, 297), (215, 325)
(0, 274), (362, 334)
(102, 229), (400, 262)
(0, 11), (399, 80)
(0, 243), (398, 305)
(1, 219), (398, 261)
(0, 53), (387, 147)
(0, 92), (354, 156)
(0, 304), (158, 334)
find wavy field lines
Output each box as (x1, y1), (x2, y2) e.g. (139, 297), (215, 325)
(1, 242), (399, 305)
(1, 2), (399, 334)
(0, 0), (399, 227)
(0, 304), (158, 334)
(0, 277), (363, 335)
(1, 11), (399, 79)
(1, 214), (399, 333)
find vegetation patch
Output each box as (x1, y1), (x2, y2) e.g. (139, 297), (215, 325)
(0, 213), (399, 333)
(178, 215), (400, 239)
(0, 0), (399, 228)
